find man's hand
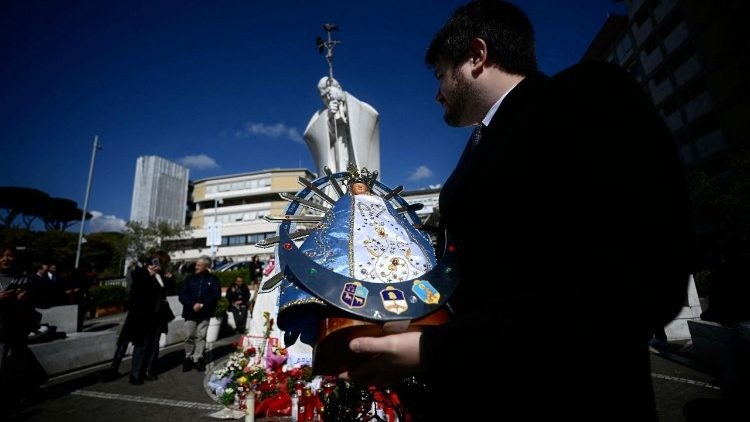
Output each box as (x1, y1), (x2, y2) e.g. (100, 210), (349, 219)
(193, 302), (203, 312)
(0, 289), (16, 302)
(338, 331), (422, 386)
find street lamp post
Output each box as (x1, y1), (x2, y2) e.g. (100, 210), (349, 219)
(210, 198), (223, 266)
(75, 135), (102, 269)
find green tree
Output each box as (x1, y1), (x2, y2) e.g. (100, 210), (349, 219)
(82, 231), (127, 278)
(0, 187), (50, 227)
(43, 197), (91, 231)
(31, 230), (78, 268)
(124, 221), (189, 263)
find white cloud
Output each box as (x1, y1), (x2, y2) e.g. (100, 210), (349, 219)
(235, 122), (303, 143)
(178, 154), (219, 170)
(407, 165), (434, 181)
(88, 211), (126, 232)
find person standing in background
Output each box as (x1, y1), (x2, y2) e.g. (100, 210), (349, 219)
(179, 256), (220, 372)
(248, 255), (264, 284)
(226, 276), (250, 334)
(0, 245), (47, 409)
(104, 250), (174, 385)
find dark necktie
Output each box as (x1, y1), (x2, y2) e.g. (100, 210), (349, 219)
(469, 124), (484, 151)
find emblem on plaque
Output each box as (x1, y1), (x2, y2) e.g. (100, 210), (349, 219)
(380, 286), (408, 314)
(412, 279), (440, 304)
(340, 282), (368, 308)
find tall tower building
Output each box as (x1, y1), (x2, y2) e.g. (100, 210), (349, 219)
(129, 156), (189, 226)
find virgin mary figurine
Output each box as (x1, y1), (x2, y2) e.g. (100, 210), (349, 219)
(262, 164), (458, 374)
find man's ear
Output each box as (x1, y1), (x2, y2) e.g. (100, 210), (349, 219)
(468, 38), (488, 74)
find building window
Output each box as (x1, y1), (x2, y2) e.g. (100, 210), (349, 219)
(690, 113), (720, 139)
(643, 37), (658, 55)
(661, 98), (678, 117)
(634, 8), (649, 27)
(680, 78), (708, 103)
(653, 67), (669, 85)
(616, 34), (634, 59)
(218, 232), (275, 247)
(629, 61), (644, 80)
(670, 43), (695, 69)
(657, 11), (683, 39)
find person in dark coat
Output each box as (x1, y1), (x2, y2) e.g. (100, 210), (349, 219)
(179, 256), (220, 372)
(0, 245), (47, 409)
(103, 251), (174, 384)
(226, 275), (250, 334)
(341, 1), (692, 421)
(248, 255), (264, 284)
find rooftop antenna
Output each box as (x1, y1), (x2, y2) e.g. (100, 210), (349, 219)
(315, 23), (341, 85)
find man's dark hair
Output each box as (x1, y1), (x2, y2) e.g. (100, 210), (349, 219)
(425, 0), (537, 75)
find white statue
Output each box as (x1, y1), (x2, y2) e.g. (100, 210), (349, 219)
(303, 76), (380, 176)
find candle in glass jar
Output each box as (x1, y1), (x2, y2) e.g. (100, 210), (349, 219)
(244, 391), (255, 422)
(291, 393), (299, 422)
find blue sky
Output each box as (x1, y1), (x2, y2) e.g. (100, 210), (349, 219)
(0, 0), (626, 232)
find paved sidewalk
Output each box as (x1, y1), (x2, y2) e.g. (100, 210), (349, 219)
(10, 332), (241, 422)
(12, 311), (729, 422)
(8, 341), (724, 421)
(651, 350), (722, 421)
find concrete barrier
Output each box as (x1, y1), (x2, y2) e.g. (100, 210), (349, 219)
(665, 275), (703, 340)
(37, 304), (80, 334)
(163, 295), (188, 347)
(31, 295), (190, 377)
(30, 331), (118, 375)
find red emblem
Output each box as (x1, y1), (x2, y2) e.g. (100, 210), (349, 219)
(283, 242), (292, 250)
(448, 244), (456, 252)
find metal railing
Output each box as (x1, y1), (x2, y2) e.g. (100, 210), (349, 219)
(99, 277), (127, 287)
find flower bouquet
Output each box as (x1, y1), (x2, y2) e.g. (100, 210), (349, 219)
(207, 312), (417, 421)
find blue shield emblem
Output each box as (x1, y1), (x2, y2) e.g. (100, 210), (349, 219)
(341, 282), (368, 308)
(411, 279), (441, 304)
(380, 286), (408, 314)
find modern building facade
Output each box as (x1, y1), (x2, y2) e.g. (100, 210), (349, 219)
(168, 168), (315, 264)
(401, 187), (440, 223)
(582, 0), (749, 172)
(401, 187), (441, 245)
(129, 156), (189, 226)
(165, 168), (441, 264)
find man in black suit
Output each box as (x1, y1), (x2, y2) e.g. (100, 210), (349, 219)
(341, 1), (692, 420)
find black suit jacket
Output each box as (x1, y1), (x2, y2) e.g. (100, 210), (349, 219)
(420, 62), (691, 420)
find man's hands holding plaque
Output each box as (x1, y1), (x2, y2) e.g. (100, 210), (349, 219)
(338, 331), (422, 385)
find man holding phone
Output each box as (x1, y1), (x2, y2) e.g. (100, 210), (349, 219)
(104, 250), (174, 384)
